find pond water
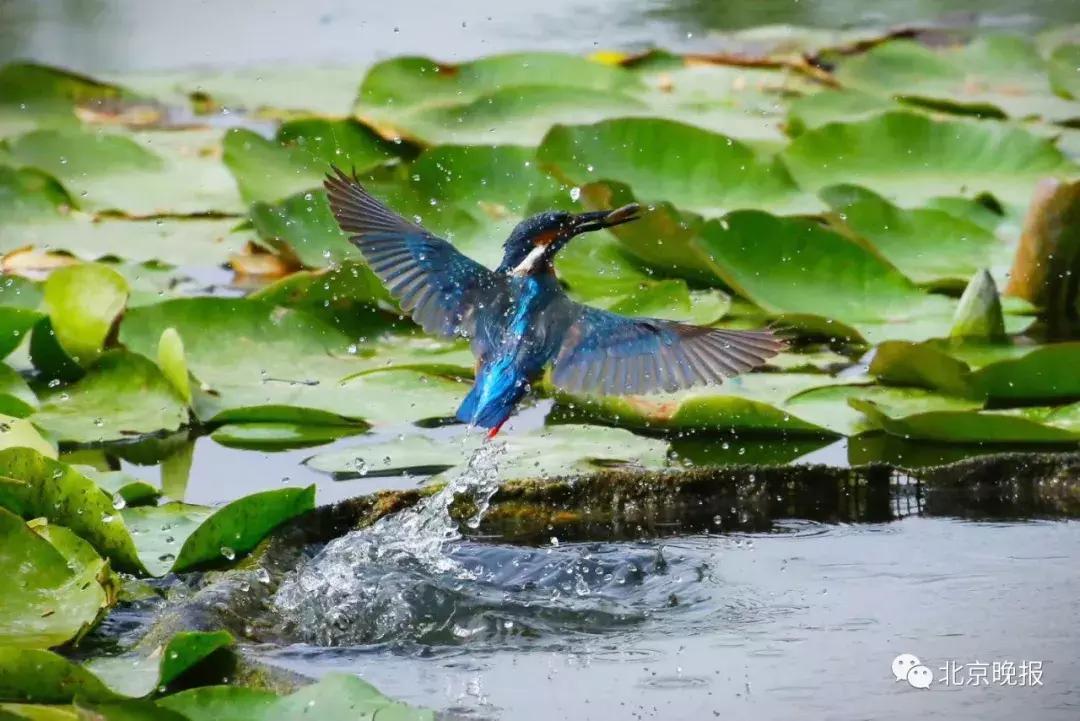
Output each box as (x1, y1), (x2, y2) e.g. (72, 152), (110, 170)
(4, 0), (1079, 74)
(261, 490), (1080, 720)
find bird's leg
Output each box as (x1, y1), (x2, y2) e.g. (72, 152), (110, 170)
(485, 420), (507, 440)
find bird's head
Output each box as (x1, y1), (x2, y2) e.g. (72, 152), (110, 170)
(497, 204), (642, 277)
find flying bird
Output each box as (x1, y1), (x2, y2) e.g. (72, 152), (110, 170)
(325, 168), (783, 438)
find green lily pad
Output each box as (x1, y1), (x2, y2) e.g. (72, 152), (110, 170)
(210, 422), (365, 450)
(306, 424), (668, 481)
(783, 383), (983, 436)
(555, 231), (729, 325)
(871, 340), (1080, 401)
(250, 262), (393, 335)
(551, 373), (853, 436)
(84, 631), (233, 698)
(43, 264), (128, 366)
(0, 216), (251, 267)
(155, 328), (191, 405)
(785, 89), (899, 134)
(853, 398), (1080, 444)
(0, 62), (135, 137)
(0, 367), (39, 418)
(1049, 43), (1080, 99)
(0, 448), (314, 575)
(821, 184), (1010, 287)
(0, 414), (56, 458)
(0, 165), (70, 221)
(0, 308), (43, 362)
(159, 673), (434, 721)
(0, 631), (231, 704)
(119, 298), (470, 426)
(32, 351), (189, 444)
(6, 128), (244, 216)
(223, 119), (402, 205)
(357, 52), (644, 146)
(0, 508), (113, 649)
(538, 118), (815, 216)
(835, 37), (1080, 122)
(72, 468), (159, 507)
(781, 111), (1078, 212)
(249, 189), (355, 268)
(694, 210), (958, 342)
(122, 485), (315, 576)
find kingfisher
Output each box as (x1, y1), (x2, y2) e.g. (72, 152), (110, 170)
(325, 168), (783, 438)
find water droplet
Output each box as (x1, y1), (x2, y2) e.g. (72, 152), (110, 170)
(220, 546), (236, 561)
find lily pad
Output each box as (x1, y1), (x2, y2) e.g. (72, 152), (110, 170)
(835, 36), (1080, 122)
(121, 485), (315, 576)
(159, 673), (434, 721)
(42, 263), (128, 366)
(0, 448), (314, 575)
(551, 373), (853, 436)
(781, 111), (1078, 212)
(249, 189), (355, 268)
(32, 351), (189, 444)
(694, 210), (959, 343)
(537, 117), (814, 216)
(0, 367), (39, 418)
(306, 424), (668, 481)
(821, 184), (1011, 287)
(871, 340), (1080, 401)
(0, 414), (56, 458)
(0, 63), (135, 137)
(0, 216), (251, 267)
(72, 467), (159, 507)
(0, 508), (113, 649)
(854, 398), (1080, 443)
(0, 631), (231, 704)
(223, 119), (402, 205)
(210, 422), (365, 450)
(357, 52), (644, 146)
(84, 631), (233, 698)
(6, 128), (244, 216)
(119, 298), (470, 426)
(785, 89), (899, 134)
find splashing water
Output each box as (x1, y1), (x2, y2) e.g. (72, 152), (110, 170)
(274, 441), (508, 641)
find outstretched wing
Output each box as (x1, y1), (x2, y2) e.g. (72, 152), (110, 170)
(324, 167), (505, 341)
(549, 298), (784, 395)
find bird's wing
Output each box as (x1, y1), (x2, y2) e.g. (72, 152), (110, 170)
(549, 298), (784, 395)
(325, 167), (506, 341)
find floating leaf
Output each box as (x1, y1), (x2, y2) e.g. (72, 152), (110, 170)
(835, 37), (1080, 122)
(84, 631), (233, 698)
(694, 210), (958, 342)
(0, 414), (55, 458)
(538, 117), (814, 216)
(854, 398), (1080, 443)
(0, 631), (230, 704)
(821, 184), (1009, 287)
(210, 422), (364, 451)
(307, 424), (668, 481)
(223, 119), (402, 204)
(551, 373), (854, 435)
(33, 351), (188, 444)
(6, 128), (243, 216)
(0, 62), (135, 137)
(0, 367), (39, 418)
(0, 508), (113, 649)
(785, 89), (899, 134)
(120, 299), (470, 425)
(72, 467), (159, 507)
(42, 263), (128, 366)
(781, 111), (1077, 212)
(0, 449), (313, 576)
(871, 340), (1080, 401)
(159, 673), (435, 721)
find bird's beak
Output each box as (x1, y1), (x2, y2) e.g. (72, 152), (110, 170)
(571, 203), (642, 233)
(510, 204), (643, 277)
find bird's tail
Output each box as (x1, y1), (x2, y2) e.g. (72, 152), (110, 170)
(456, 367), (528, 430)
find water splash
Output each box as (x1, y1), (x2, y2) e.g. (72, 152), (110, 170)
(274, 441), (508, 640)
